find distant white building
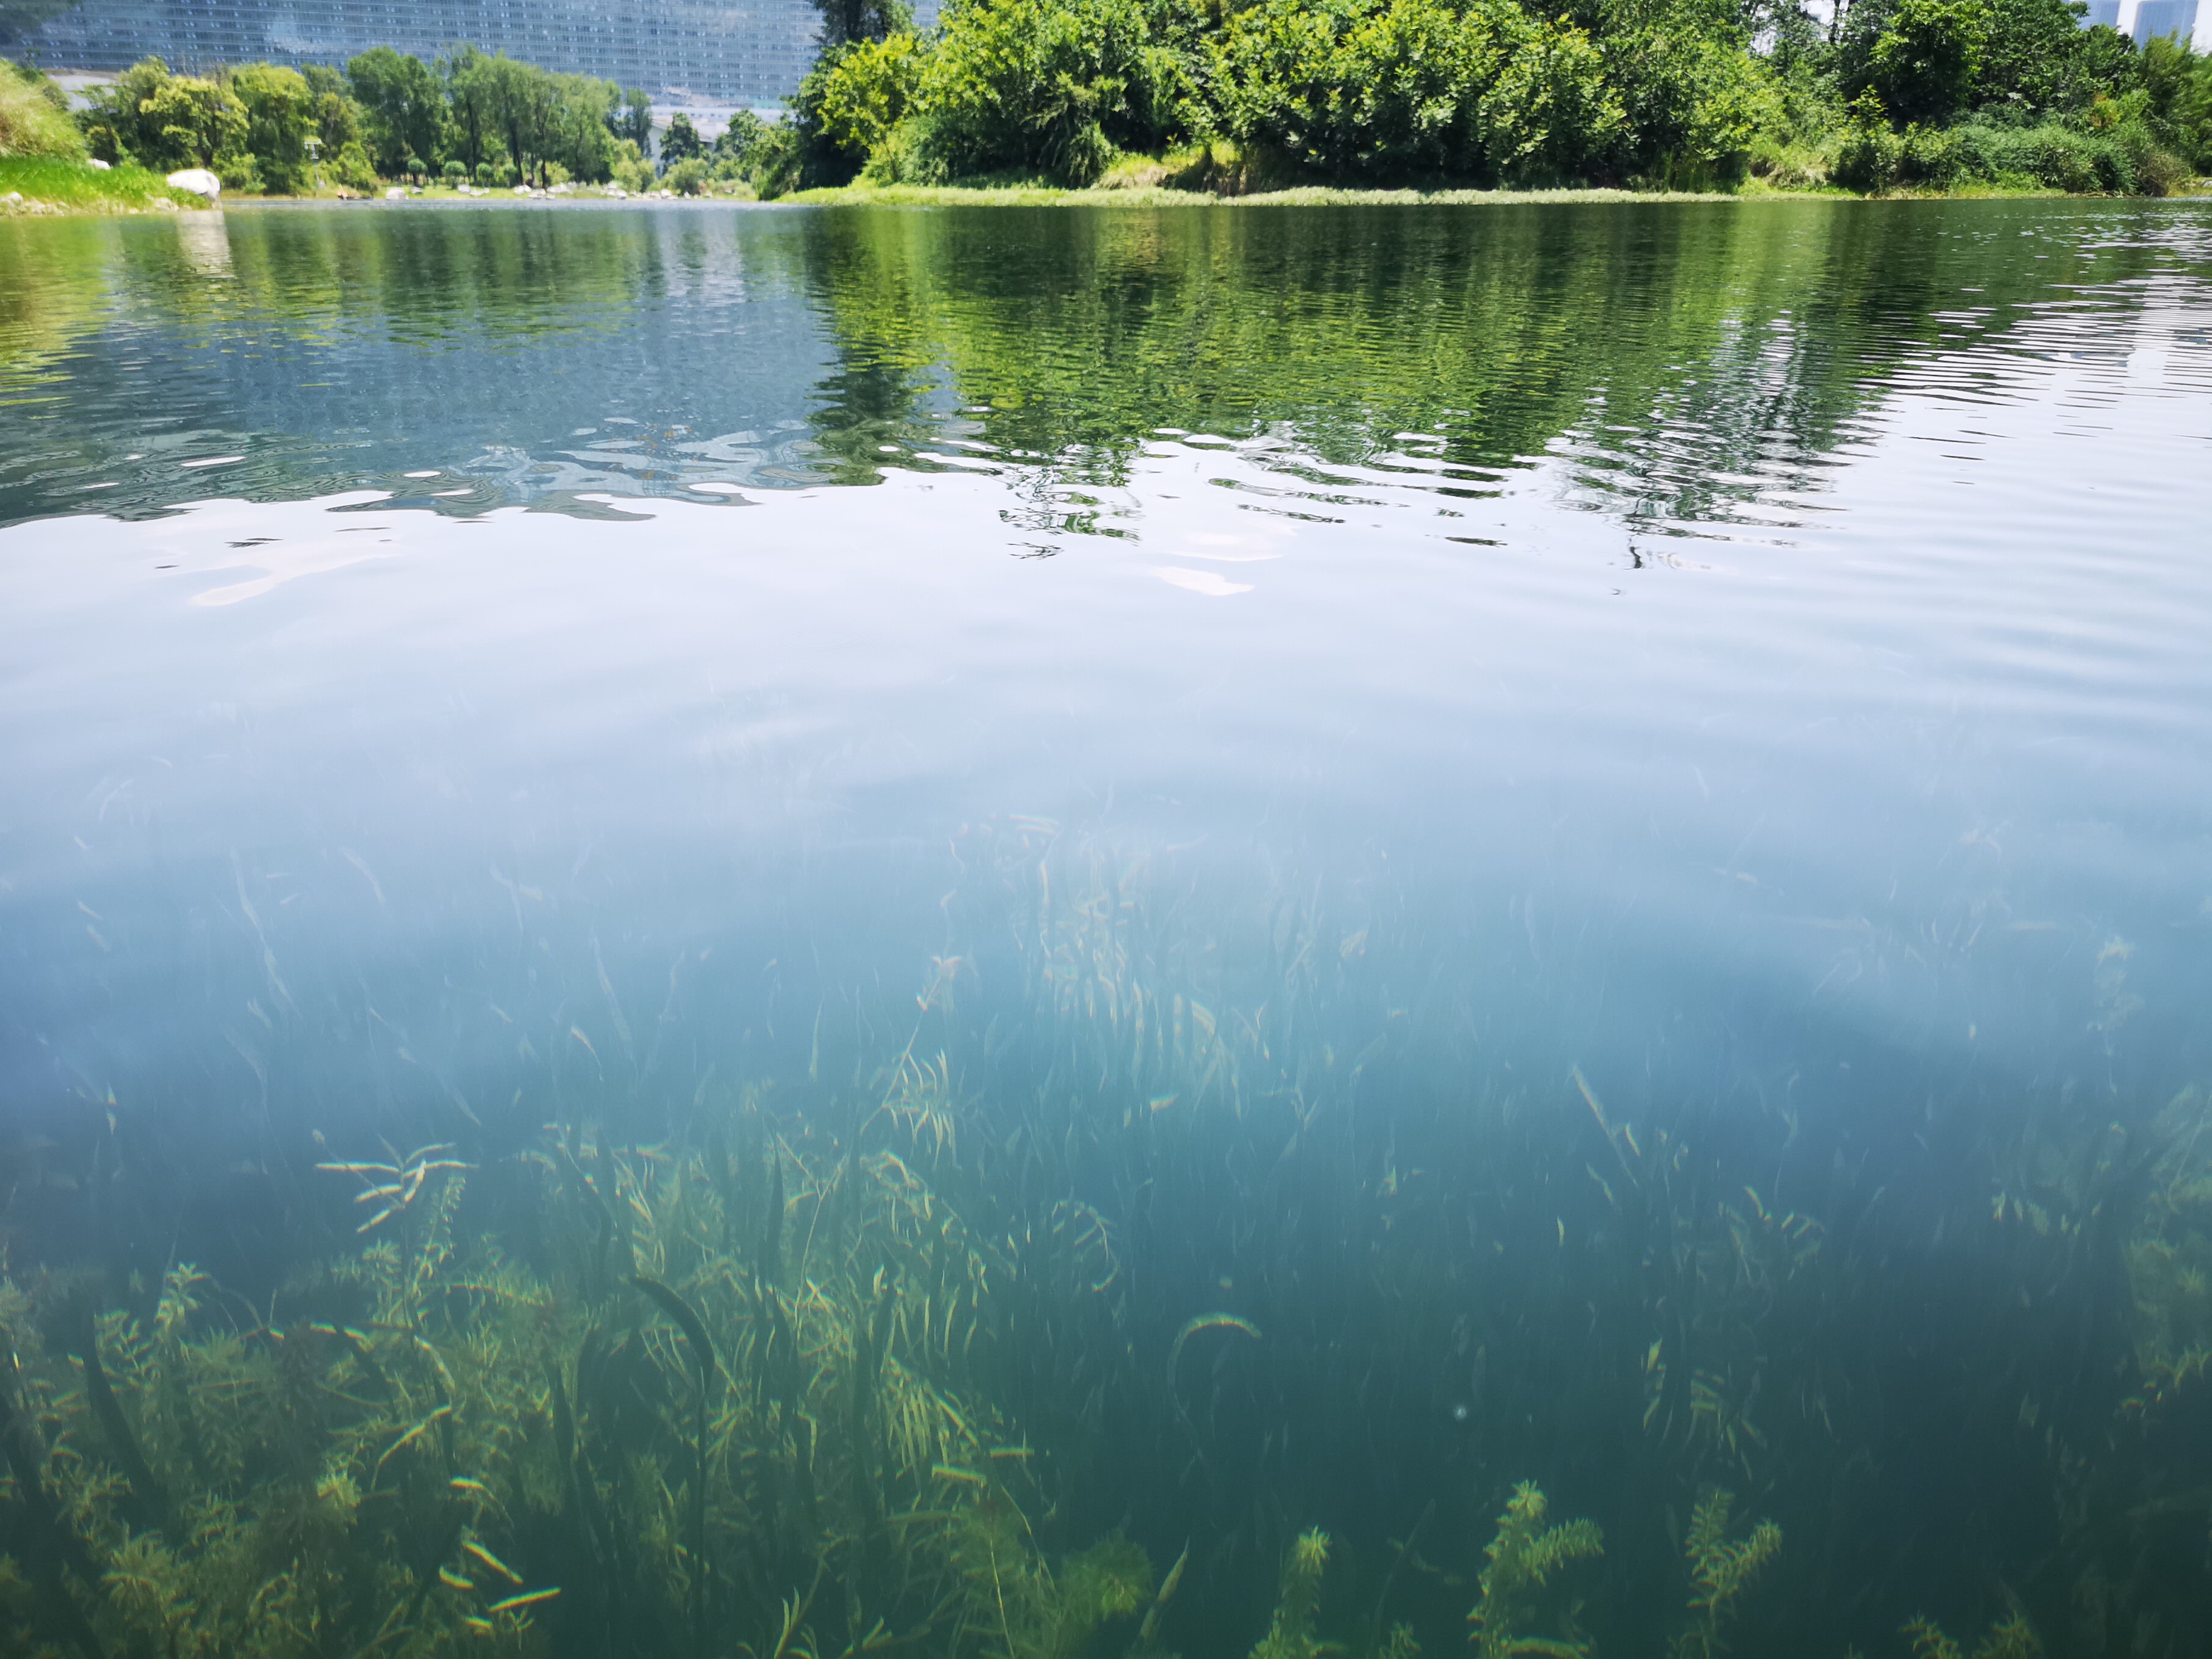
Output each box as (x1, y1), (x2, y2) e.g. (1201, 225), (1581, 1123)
(0, 0), (950, 104)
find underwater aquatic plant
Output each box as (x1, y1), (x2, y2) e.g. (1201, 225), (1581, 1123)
(1467, 1483), (1603, 1659)
(1902, 1612), (2043, 1659)
(1249, 1528), (1332, 1659)
(1671, 1488), (1779, 1659)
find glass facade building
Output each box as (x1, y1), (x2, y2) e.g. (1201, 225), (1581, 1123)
(8, 0), (831, 104)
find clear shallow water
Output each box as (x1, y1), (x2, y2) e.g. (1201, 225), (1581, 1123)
(3, 198), (2212, 1658)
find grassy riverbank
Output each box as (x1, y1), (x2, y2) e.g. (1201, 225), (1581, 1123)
(0, 156), (207, 215)
(779, 176), (2204, 207)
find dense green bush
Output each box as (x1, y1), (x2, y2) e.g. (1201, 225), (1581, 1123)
(917, 0), (1170, 183)
(1867, 0), (1989, 124)
(1209, 0), (1535, 182)
(81, 59), (248, 172)
(773, 0), (2204, 193)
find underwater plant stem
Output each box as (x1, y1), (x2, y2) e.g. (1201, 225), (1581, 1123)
(0, 1356), (109, 1658)
(1369, 1500), (1435, 1643)
(634, 1275), (718, 1657)
(70, 1302), (171, 1537)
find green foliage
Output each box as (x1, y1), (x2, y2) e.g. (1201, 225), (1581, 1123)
(1478, 14), (1627, 182)
(346, 44), (443, 177)
(1250, 1529), (1331, 1659)
(815, 0), (916, 50)
(814, 32), (927, 170)
(609, 137), (651, 192)
(1468, 1483), (1603, 1659)
(661, 109), (706, 163)
(0, 151), (201, 206)
(79, 57), (247, 171)
(0, 55), (81, 158)
(611, 85), (652, 147)
(917, 0), (1170, 184)
(225, 63), (317, 192)
(329, 138), (377, 190)
(1212, 0), (1515, 182)
(1671, 1488), (1780, 1659)
(1904, 1613), (2043, 1659)
(1867, 0), (1989, 124)
(665, 155), (709, 194)
(442, 46), (622, 184)
(1598, 0), (1780, 184)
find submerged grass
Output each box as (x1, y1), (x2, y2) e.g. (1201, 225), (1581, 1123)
(3, 833), (2212, 1657)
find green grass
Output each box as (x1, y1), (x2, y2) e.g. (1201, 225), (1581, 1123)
(0, 156), (207, 213)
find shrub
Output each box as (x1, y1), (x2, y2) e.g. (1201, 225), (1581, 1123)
(332, 138), (378, 190)
(0, 57), (85, 159)
(859, 117), (950, 183)
(665, 155), (709, 193)
(1214, 0), (1527, 181)
(215, 150), (263, 192)
(442, 158), (466, 183)
(475, 159), (494, 184)
(917, 0), (1168, 184)
(608, 139), (650, 192)
(1601, 0), (1783, 186)
(1478, 15), (1626, 183)
(1833, 93), (1903, 189)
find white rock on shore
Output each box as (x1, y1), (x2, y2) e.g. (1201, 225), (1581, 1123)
(166, 168), (221, 201)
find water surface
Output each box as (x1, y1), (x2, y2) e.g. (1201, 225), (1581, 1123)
(2, 197), (2211, 1658)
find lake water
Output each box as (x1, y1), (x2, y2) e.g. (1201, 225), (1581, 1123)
(2, 198), (2211, 1659)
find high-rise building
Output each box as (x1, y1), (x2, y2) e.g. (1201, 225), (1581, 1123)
(2079, 0), (2209, 41)
(5, 0), (840, 105)
(2128, 0), (2200, 41)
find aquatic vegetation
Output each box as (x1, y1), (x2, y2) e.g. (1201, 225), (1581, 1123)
(1670, 1489), (1778, 1659)
(5, 846), (2212, 1658)
(1467, 1484), (1602, 1659)
(1902, 1612), (2043, 1659)
(1249, 1529), (1331, 1659)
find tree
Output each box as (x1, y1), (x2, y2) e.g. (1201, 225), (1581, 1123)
(80, 57), (246, 169)
(227, 62), (316, 192)
(1869, 0), (1990, 122)
(713, 105), (768, 165)
(662, 109), (706, 161)
(347, 45), (441, 176)
(611, 85), (652, 147)
(813, 0), (914, 50)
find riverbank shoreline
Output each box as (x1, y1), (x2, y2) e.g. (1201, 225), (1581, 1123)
(7, 159), (2205, 219)
(0, 156), (208, 214)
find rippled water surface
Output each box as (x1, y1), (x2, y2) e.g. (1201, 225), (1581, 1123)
(4, 196), (2212, 1656)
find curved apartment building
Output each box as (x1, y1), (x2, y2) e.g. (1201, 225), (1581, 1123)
(7, 0), (827, 104)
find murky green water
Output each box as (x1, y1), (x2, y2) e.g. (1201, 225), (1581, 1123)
(2, 197), (2211, 1659)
